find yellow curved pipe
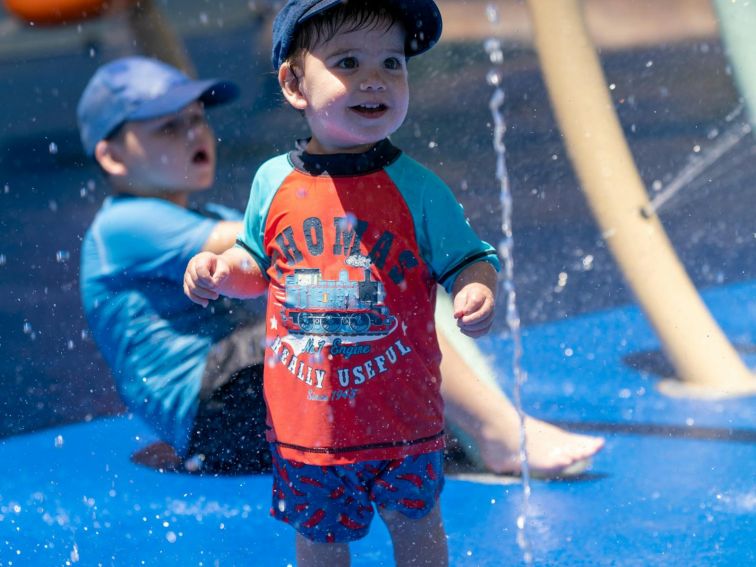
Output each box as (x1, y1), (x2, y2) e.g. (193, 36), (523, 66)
(525, 0), (755, 398)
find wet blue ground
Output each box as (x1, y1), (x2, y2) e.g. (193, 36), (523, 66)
(1, 282), (754, 565)
(0, 5), (755, 566)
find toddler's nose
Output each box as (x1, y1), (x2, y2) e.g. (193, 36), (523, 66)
(360, 71), (386, 91)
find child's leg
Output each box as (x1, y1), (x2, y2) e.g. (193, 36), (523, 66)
(379, 500), (448, 567)
(296, 534), (351, 567)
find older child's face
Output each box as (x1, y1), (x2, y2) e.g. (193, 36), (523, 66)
(111, 102), (216, 193)
(291, 22), (409, 154)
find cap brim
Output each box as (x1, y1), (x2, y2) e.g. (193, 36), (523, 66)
(128, 78), (239, 122)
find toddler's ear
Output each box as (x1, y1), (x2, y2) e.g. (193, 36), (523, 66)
(278, 63), (307, 111)
(94, 139), (127, 177)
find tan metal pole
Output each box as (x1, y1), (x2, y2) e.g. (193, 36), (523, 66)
(124, 0), (196, 77)
(525, 0), (755, 397)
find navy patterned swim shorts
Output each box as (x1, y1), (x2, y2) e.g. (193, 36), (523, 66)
(270, 447), (445, 543)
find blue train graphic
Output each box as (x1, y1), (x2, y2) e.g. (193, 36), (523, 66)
(281, 268), (396, 336)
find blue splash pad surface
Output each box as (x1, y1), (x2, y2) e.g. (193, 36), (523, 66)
(1, 419), (754, 566)
(478, 279), (756, 431)
(1, 281), (754, 566)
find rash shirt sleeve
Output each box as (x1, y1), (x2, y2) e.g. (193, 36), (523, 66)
(385, 154), (500, 293)
(236, 155), (295, 275)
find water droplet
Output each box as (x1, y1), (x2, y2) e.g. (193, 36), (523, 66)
(23, 322), (33, 334)
(56, 250), (71, 263)
(49, 200), (58, 212)
(486, 69), (502, 87)
(483, 37), (501, 55)
(581, 254), (594, 271)
(184, 454), (204, 472)
(89, 47), (96, 58)
(199, 12), (209, 24)
(67, 340), (75, 350)
(485, 4), (500, 24)
(428, 140), (438, 149)
(609, 83), (616, 91)
(166, 531), (177, 543)
(0, 254), (6, 266)
(54, 435), (64, 448)
(3, 183), (9, 194)
(645, 60), (654, 68)
(49, 142), (58, 154)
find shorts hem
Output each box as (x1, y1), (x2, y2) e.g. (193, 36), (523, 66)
(270, 509), (370, 543)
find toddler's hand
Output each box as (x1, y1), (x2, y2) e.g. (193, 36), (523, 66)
(183, 252), (230, 307)
(453, 283), (495, 337)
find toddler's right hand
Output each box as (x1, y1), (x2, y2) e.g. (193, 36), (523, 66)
(183, 252), (230, 307)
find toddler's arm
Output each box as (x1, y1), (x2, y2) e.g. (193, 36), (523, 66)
(451, 262), (497, 338)
(184, 246), (266, 307)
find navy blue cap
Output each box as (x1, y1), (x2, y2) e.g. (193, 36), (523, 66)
(271, 0), (443, 70)
(76, 56), (239, 156)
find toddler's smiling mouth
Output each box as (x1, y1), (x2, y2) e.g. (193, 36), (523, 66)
(350, 103), (388, 117)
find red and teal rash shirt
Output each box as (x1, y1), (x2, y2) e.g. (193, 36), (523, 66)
(238, 139), (499, 465)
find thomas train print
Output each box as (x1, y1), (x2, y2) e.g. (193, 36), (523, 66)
(281, 268), (397, 336)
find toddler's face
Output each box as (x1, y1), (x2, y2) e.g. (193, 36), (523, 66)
(294, 21), (409, 154)
(113, 102), (217, 193)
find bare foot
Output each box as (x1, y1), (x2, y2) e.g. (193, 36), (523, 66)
(131, 441), (183, 472)
(477, 416), (605, 478)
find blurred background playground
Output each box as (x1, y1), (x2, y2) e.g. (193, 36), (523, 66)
(0, 0), (754, 565)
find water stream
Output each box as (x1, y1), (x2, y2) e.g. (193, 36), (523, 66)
(484, 7), (533, 563)
(645, 104), (751, 215)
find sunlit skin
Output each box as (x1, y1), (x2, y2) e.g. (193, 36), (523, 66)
(281, 24), (410, 154)
(95, 102), (216, 207)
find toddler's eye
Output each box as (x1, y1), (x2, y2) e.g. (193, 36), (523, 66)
(384, 57), (403, 70)
(337, 56), (358, 69)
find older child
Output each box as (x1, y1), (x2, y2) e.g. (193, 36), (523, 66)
(185, 1), (498, 564)
(77, 56), (274, 473)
